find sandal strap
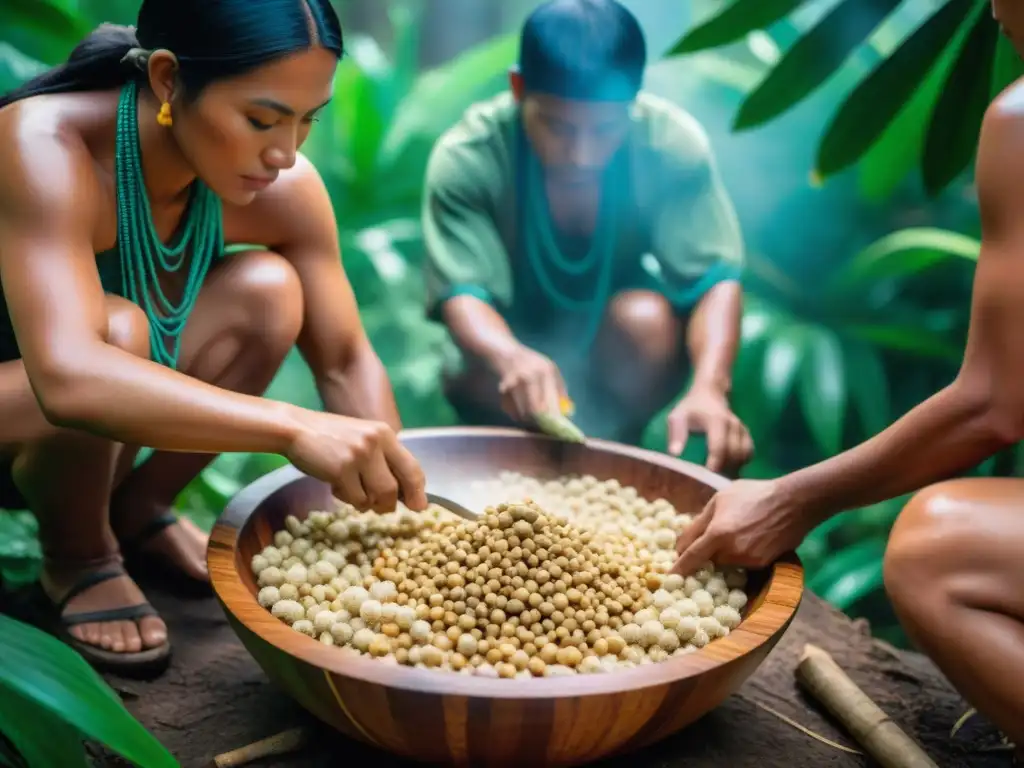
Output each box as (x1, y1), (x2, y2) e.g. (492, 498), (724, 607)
(61, 602), (158, 627)
(55, 569), (126, 614)
(120, 512), (179, 553)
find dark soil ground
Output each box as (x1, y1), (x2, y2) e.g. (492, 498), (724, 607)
(82, 588), (1014, 768)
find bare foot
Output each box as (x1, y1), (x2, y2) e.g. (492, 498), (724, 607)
(41, 563), (167, 654)
(112, 494), (210, 583)
(134, 516), (210, 583)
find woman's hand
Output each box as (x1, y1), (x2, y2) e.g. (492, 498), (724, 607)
(492, 344), (568, 423)
(285, 412), (427, 513)
(670, 479), (812, 575)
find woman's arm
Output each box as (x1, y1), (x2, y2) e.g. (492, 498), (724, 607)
(236, 156), (401, 430)
(0, 130), (305, 454)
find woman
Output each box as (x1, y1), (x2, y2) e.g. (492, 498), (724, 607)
(0, 0), (427, 677)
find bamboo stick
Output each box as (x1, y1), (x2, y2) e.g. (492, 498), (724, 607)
(796, 644), (938, 768)
(211, 727), (310, 767)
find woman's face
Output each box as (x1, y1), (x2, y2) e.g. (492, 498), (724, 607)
(172, 47), (337, 205)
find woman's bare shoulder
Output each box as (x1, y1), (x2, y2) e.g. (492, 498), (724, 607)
(0, 96), (104, 230)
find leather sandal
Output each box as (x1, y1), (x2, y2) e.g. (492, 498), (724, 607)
(19, 567), (171, 679)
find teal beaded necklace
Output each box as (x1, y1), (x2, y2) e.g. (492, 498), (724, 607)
(521, 148), (619, 348)
(114, 80), (223, 369)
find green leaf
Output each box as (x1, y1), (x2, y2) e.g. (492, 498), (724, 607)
(831, 227), (980, 290)
(0, 696), (86, 768)
(666, 0), (806, 55)
(378, 33), (520, 177)
(856, 5), (980, 201)
(821, 556), (886, 612)
(816, 0), (976, 178)
(807, 537), (887, 596)
(844, 342), (891, 440)
(731, 303), (777, 442)
(0, 615), (179, 767)
(0, 0), (90, 64)
(734, 0), (902, 130)
(922, 7), (998, 194)
(0, 0), (88, 42)
(991, 33), (1024, 99)
(333, 48), (390, 194)
(386, 1), (422, 106)
(798, 327), (847, 456)
(761, 324), (807, 428)
(845, 322), (962, 362)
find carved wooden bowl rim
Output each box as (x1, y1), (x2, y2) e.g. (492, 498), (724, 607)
(209, 426), (804, 700)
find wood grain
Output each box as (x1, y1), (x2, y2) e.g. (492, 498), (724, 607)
(209, 427), (804, 767)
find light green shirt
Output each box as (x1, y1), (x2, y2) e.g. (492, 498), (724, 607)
(421, 90), (744, 341)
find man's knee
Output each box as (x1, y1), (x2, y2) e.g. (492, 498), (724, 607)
(603, 290), (682, 364)
(230, 250), (304, 353)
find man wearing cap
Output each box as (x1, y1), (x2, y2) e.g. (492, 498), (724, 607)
(421, 0), (752, 473)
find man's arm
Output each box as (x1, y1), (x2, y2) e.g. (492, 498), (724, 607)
(775, 97), (1024, 523)
(244, 156), (401, 430)
(648, 121), (745, 399)
(685, 279), (742, 396)
(421, 136), (522, 369)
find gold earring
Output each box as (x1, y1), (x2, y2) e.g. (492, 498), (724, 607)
(157, 101), (173, 127)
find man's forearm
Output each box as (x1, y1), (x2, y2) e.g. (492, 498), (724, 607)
(316, 340), (402, 431)
(778, 379), (1016, 524)
(687, 280), (742, 395)
(440, 295), (522, 368)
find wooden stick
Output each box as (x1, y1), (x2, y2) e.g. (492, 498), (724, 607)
(795, 644), (938, 768)
(212, 727), (310, 767)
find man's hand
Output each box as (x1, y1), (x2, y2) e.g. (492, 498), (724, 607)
(670, 479), (810, 576)
(491, 344), (568, 423)
(667, 387), (753, 473)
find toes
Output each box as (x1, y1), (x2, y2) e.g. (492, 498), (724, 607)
(120, 620), (143, 653)
(139, 616), (168, 649)
(99, 623), (120, 651)
(79, 622), (102, 647)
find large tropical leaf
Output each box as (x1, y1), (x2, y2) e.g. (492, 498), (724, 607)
(856, 4), (981, 200)
(378, 32), (520, 173)
(844, 341), (891, 440)
(991, 33), (1024, 99)
(830, 227), (980, 290)
(0, 0), (89, 64)
(798, 327), (847, 456)
(668, 0), (1008, 196)
(667, 0), (806, 55)
(760, 323), (807, 427)
(815, 0), (977, 178)
(0, 615), (178, 768)
(734, 0), (903, 130)
(922, 5), (998, 193)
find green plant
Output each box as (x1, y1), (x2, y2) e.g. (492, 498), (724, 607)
(736, 226), (979, 461)
(669, 0), (1024, 197)
(0, 614), (179, 767)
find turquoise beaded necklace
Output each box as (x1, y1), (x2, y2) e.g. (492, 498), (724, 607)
(521, 148), (619, 348)
(114, 80), (223, 369)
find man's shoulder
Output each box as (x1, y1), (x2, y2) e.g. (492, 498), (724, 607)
(434, 91), (517, 158)
(427, 91), (516, 189)
(629, 91), (714, 168)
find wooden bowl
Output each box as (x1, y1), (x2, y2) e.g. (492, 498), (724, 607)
(209, 427), (803, 767)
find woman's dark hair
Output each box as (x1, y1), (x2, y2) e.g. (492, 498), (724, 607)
(0, 0), (343, 109)
(519, 0), (646, 102)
